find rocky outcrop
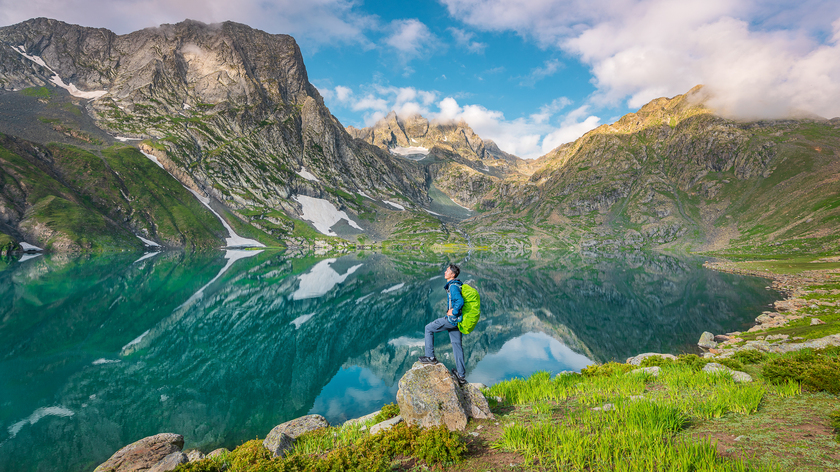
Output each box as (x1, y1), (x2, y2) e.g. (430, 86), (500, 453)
(93, 433), (184, 472)
(263, 414), (330, 458)
(396, 362), (492, 431)
(0, 18), (428, 243)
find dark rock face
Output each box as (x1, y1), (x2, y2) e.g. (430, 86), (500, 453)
(93, 433), (183, 472)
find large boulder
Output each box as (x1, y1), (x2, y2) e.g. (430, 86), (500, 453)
(147, 452), (187, 472)
(94, 433), (184, 472)
(263, 414), (330, 458)
(396, 362), (493, 431)
(698, 331), (717, 349)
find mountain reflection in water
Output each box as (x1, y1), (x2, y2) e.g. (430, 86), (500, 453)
(0, 250), (777, 472)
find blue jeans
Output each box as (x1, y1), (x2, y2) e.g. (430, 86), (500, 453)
(424, 318), (465, 377)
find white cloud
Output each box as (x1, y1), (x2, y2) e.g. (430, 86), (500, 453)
(383, 19), (439, 60)
(519, 58), (564, 86)
(441, 0), (840, 119)
(0, 0), (378, 49)
(324, 83), (596, 158)
(448, 27), (487, 53)
(335, 86), (353, 102)
(431, 98), (599, 158)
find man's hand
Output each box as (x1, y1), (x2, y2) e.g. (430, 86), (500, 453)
(447, 308), (453, 317)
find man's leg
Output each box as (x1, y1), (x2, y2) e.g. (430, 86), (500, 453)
(424, 318), (450, 358)
(448, 327), (466, 378)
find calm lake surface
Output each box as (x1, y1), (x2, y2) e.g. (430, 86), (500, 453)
(0, 249), (777, 472)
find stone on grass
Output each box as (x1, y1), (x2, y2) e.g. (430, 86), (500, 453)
(343, 410), (380, 427)
(731, 371), (753, 383)
(592, 403), (615, 412)
(629, 366), (661, 377)
(811, 318), (826, 326)
(470, 382), (488, 390)
(370, 415), (403, 435)
(94, 433), (184, 472)
(148, 452), (186, 472)
(185, 450), (204, 462)
(461, 382), (494, 420)
(702, 363), (728, 374)
(206, 448), (228, 459)
(626, 353), (677, 366)
(263, 414), (329, 458)
(701, 363), (752, 383)
(698, 331), (717, 349)
(396, 362), (492, 431)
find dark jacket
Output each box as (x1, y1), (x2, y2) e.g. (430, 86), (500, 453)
(445, 279), (464, 325)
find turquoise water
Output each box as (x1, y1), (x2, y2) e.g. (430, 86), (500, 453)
(0, 250), (776, 472)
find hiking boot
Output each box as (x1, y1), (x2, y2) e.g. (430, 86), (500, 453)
(418, 356), (438, 364)
(451, 368), (467, 385)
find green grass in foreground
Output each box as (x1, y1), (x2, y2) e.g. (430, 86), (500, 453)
(176, 420), (465, 472)
(485, 367), (778, 471)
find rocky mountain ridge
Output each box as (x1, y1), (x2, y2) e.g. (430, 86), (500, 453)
(0, 18), (434, 249)
(348, 111), (528, 209)
(462, 86), (840, 255)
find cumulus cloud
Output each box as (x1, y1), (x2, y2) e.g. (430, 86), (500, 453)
(0, 0), (377, 48)
(324, 82), (597, 158)
(441, 0), (840, 119)
(448, 27), (487, 53)
(383, 19), (440, 61)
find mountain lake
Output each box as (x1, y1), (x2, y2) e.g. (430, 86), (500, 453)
(0, 249), (778, 472)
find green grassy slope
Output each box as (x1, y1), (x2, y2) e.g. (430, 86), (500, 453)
(0, 135), (234, 251)
(465, 88), (840, 255)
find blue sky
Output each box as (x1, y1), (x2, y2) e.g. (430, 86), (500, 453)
(2, 0), (840, 158)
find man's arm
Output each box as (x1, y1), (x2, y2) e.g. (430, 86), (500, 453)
(449, 284), (464, 316)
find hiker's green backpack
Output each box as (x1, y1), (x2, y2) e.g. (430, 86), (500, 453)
(458, 284), (481, 334)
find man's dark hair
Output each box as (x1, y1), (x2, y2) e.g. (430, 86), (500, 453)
(448, 263), (460, 278)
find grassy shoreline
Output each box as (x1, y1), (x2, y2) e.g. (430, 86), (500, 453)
(174, 255), (840, 472)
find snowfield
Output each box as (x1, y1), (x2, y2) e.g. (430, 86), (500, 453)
(292, 259), (363, 300)
(384, 201), (405, 210)
(293, 195), (363, 236)
(140, 150), (165, 169)
(296, 167), (320, 182)
(186, 189), (265, 248)
(12, 46), (107, 99)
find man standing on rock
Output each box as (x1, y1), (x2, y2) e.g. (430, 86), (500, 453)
(419, 263), (467, 385)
